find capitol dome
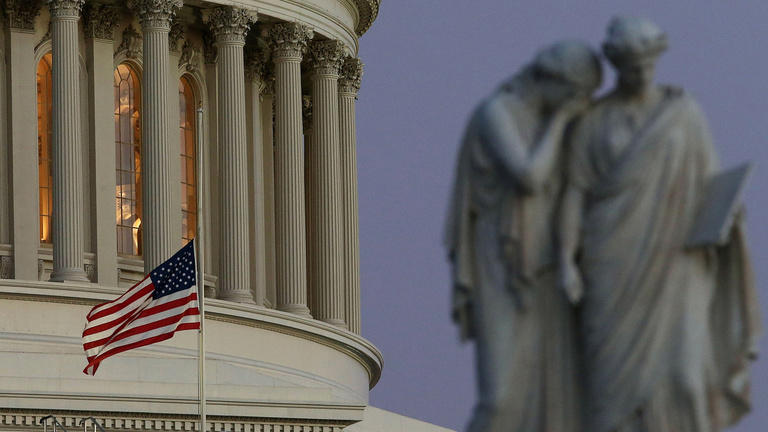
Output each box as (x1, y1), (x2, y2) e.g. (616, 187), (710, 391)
(0, 1), (449, 431)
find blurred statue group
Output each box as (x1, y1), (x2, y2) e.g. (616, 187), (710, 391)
(445, 16), (761, 432)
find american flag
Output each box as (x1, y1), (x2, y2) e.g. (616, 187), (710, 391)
(82, 241), (200, 375)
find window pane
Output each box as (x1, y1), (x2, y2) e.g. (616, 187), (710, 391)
(115, 63), (142, 256)
(37, 53), (53, 244)
(179, 76), (197, 243)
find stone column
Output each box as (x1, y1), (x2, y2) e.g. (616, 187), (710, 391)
(302, 96), (316, 316)
(201, 33), (217, 298)
(127, 0), (181, 272)
(259, 78), (277, 308)
(246, 47), (270, 306)
(6, 0), (43, 280)
(48, 0), (89, 282)
(167, 18), (185, 245)
(0, 36), (7, 247)
(84, 3), (119, 286)
(268, 23), (313, 318)
(307, 40), (346, 328)
(207, 7), (256, 303)
(339, 57), (363, 334)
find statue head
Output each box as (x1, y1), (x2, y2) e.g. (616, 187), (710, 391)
(529, 40), (602, 110)
(603, 16), (668, 94)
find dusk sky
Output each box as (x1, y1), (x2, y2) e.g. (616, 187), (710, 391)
(354, 1), (768, 431)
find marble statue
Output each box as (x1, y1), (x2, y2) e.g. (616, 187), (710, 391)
(444, 41), (602, 432)
(446, 16), (761, 432)
(558, 16), (761, 432)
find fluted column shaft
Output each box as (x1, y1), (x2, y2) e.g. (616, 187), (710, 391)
(84, 3), (119, 285)
(339, 57), (363, 334)
(6, 1), (43, 280)
(269, 23), (313, 318)
(209, 7), (256, 303)
(308, 40), (346, 328)
(246, 71), (268, 306)
(128, 0), (181, 271)
(260, 88), (277, 307)
(49, 0), (89, 282)
(302, 97), (316, 315)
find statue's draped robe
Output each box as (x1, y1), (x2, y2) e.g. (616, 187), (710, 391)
(569, 88), (760, 432)
(445, 93), (581, 432)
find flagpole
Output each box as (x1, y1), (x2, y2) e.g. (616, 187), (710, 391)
(195, 105), (207, 432)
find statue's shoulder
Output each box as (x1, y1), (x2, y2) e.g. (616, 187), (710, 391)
(659, 85), (709, 123)
(471, 91), (523, 130)
(660, 85), (699, 109)
(570, 94), (612, 130)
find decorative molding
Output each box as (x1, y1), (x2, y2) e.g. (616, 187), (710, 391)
(0, 412), (351, 432)
(0, 281), (383, 388)
(35, 20), (51, 50)
(261, 76), (275, 97)
(267, 22), (313, 60)
(83, 3), (118, 40)
(168, 17), (184, 52)
(116, 26), (142, 59)
(353, 0), (379, 36)
(3, 0), (43, 31)
(204, 6), (256, 45)
(0, 256), (13, 279)
(47, 0), (84, 19)
(126, 0), (181, 30)
(178, 40), (199, 72)
(307, 40), (345, 76)
(339, 56), (363, 95)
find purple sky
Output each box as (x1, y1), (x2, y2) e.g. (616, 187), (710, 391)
(354, 1), (768, 431)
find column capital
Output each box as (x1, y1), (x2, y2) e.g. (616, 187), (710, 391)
(168, 17), (185, 52)
(245, 40), (270, 81)
(116, 26), (142, 58)
(260, 73), (275, 96)
(127, 0), (181, 30)
(4, 0), (43, 31)
(205, 6), (256, 45)
(339, 56), (363, 95)
(245, 53), (267, 81)
(47, 0), (84, 19)
(83, 3), (118, 40)
(307, 40), (345, 76)
(268, 22), (313, 60)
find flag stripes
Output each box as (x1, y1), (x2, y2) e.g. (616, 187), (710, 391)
(82, 241), (200, 375)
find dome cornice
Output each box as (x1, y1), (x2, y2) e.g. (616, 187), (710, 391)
(353, 0), (378, 36)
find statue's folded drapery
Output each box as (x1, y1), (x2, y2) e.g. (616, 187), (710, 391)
(569, 88), (761, 432)
(445, 101), (581, 432)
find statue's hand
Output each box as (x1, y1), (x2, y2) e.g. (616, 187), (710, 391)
(560, 262), (584, 305)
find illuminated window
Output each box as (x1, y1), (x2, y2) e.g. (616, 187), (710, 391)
(179, 76), (197, 245)
(114, 64), (142, 256)
(37, 53), (53, 243)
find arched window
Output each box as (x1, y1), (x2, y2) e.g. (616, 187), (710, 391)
(37, 53), (53, 243)
(179, 76), (197, 245)
(114, 64), (142, 256)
